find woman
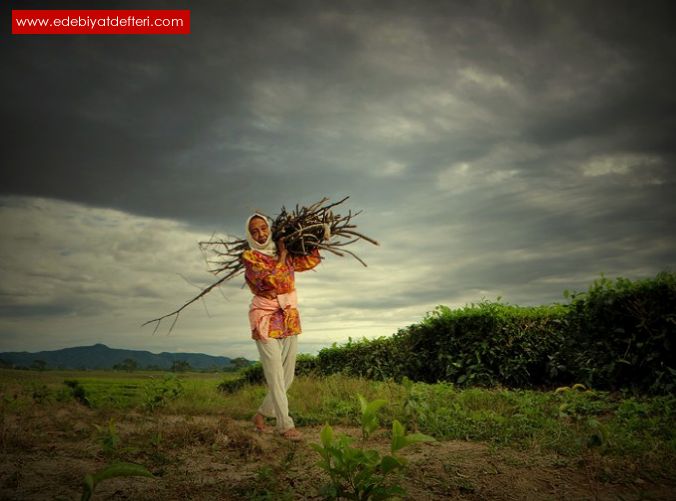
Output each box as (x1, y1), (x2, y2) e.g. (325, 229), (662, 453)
(241, 213), (321, 441)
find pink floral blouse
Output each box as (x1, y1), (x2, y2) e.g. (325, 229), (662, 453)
(241, 249), (321, 339)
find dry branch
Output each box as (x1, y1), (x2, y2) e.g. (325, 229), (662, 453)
(142, 196), (378, 332)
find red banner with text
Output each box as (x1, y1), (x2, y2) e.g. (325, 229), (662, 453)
(12, 10), (190, 35)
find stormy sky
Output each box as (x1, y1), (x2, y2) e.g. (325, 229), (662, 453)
(2, 0), (675, 359)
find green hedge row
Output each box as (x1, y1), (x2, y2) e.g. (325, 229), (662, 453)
(305, 302), (570, 389)
(560, 272), (675, 393)
(220, 272), (675, 394)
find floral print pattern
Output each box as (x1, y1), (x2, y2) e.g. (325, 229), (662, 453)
(241, 249), (321, 339)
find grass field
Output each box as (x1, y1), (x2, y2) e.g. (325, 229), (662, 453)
(1, 368), (675, 500)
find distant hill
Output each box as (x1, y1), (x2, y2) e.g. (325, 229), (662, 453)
(0, 343), (250, 371)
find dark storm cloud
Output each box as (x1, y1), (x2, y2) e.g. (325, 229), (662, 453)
(4, 0), (673, 226)
(2, 0), (675, 350)
(2, 1), (380, 216)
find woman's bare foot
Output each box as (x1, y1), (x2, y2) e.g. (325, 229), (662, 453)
(252, 413), (269, 433)
(281, 428), (303, 442)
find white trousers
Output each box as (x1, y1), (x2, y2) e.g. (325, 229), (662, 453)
(255, 335), (298, 432)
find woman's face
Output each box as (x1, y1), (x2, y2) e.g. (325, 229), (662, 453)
(249, 216), (270, 244)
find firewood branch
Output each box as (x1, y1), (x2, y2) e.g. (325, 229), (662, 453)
(142, 196), (377, 333)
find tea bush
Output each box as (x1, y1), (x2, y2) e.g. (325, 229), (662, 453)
(313, 272), (675, 393)
(311, 301), (567, 389)
(561, 271), (676, 393)
(220, 272), (675, 394)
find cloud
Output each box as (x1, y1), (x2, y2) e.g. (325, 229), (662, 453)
(1, 0), (674, 357)
(379, 161), (407, 177)
(459, 67), (512, 91)
(580, 153), (665, 185)
(0, 196), (250, 352)
(0, 196), (428, 357)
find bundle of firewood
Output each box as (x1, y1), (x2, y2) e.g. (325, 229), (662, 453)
(143, 197), (377, 333)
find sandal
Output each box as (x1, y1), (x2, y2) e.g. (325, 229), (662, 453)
(252, 413), (269, 433)
(281, 428), (303, 442)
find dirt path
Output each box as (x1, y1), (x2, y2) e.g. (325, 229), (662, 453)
(1, 409), (674, 500)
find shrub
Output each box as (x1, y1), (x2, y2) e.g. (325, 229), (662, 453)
(402, 302), (567, 387)
(311, 272), (675, 393)
(315, 336), (408, 381)
(562, 272), (676, 393)
(219, 272), (675, 394)
(143, 375), (184, 411)
(64, 379), (91, 407)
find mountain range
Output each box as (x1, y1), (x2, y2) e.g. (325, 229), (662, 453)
(0, 343), (249, 370)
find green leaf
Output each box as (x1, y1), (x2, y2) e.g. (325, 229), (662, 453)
(362, 415), (379, 438)
(372, 484), (407, 500)
(402, 432), (436, 448)
(309, 443), (324, 454)
(358, 394), (368, 414)
(336, 434), (354, 448)
(81, 462), (153, 501)
(80, 475), (94, 501)
(328, 446), (345, 464)
(320, 424), (334, 448)
(362, 449), (381, 466)
(390, 420), (407, 453)
(392, 419), (405, 437)
(358, 394), (388, 438)
(364, 399), (388, 416)
(391, 420), (435, 453)
(91, 462), (154, 485)
(380, 455), (403, 474)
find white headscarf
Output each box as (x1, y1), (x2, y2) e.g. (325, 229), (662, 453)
(245, 213), (277, 257)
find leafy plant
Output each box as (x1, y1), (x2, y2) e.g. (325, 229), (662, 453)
(149, 430), (162, 449)
(143, 375), (184, 411)
(240, 465), (293, 500)
(29, 383), (51, 404)
(81, 462), (154, 501)
(554, 384), (615, 452)
(64, 379), (90, 407)
(358, 394), (387, 440)
(398, 377), (428, 431)
(311, 395), (434, 500)
(93, 418), (120, 456)
(295, 272), (676, 394)
(562, 271), (676, 393)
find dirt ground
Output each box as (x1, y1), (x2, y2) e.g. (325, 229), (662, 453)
(1, 406), (674, 500)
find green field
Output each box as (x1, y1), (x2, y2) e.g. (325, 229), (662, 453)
(1, 368), (675, 499)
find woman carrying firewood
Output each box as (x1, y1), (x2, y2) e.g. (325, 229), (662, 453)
(243, 213), (324, 441)
(142, 198), (377, 440)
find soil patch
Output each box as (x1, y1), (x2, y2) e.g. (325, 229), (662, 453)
(1, 413), (674, 500)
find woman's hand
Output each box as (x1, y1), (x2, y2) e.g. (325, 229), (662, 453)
(277, 237), (288, 264)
